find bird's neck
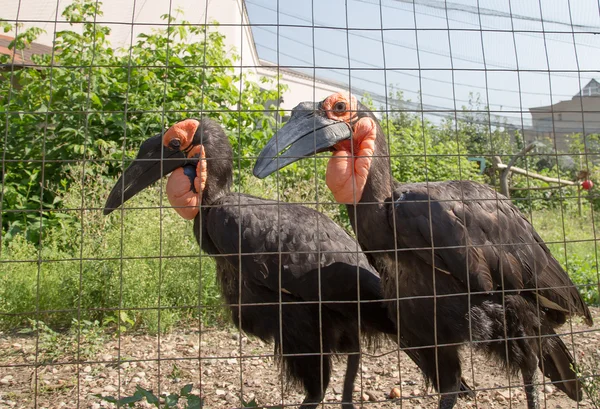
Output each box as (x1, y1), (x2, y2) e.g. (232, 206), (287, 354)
(201, 185), (227, 205)
(201, 171), (232, 206)
(351, 125), (394, 204)
(345, 134), (395, 251)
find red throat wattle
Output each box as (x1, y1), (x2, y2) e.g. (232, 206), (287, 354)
(164, 120), (207, 219)
(325, 116), (376, 204)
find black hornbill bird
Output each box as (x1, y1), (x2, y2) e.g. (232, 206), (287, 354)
(254, 93), (594, 409)
(104, 118), (470, 408)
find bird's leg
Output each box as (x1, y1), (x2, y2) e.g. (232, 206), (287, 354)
(437, 383), (460, 409)
(522, 359), (540, 409)
(298, 355), (331, 409)
(430, 347), (462, 409)
(341, 353), (360, 409)
(299, 396), (323, 409)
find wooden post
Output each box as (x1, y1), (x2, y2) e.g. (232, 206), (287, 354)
(498, 143), (536, 198)
(578, 184), (582, 217)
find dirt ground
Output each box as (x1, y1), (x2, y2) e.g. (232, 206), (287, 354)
(1, 308), (599, 409)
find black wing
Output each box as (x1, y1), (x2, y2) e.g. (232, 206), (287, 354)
(204, 194), (388, 313)
(389, 180), (592, 324)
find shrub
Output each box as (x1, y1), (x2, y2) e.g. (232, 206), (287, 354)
(0, 0), (285, 243)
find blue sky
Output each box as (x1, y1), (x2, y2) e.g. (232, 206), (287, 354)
(246, 0), (600, 125)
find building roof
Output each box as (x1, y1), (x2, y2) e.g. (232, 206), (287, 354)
(0, 34), (52, 67)
(574, 78), (600, 98)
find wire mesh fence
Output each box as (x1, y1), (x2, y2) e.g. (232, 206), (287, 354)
(1, 0), (599, 408)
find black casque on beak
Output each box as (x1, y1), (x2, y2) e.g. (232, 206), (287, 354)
(253, 102), (352, 179)
(104, 134), (188, 215)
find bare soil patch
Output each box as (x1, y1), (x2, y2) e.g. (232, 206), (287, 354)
(1, 308), (599, 409)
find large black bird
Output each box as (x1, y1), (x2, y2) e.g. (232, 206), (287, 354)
(254, 93), (594, 409)
(104, 117), (457, 408)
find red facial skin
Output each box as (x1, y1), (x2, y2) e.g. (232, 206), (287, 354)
(162, 118), (198, 151)
(322, 93), (376, 204)
(162, 120), (207, 220)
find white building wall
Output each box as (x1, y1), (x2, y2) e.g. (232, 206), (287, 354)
(3, 0), (259, 67)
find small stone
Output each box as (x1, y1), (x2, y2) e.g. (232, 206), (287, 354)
(104, 385), (117, 392)
(494, 392), (506, 403)
(138, 361), (147, 369)
(361, 393), (369, 402)
(83, 366), (92, 373)
(366, 391), (378, 402)
(0, 379), (10, 385)
(332, 386), (342, 395)
(544, 385), (553, 394)
(216, 389), (227, 396)
(389, 387), (401, 399)
(91, 403), (101, 409)
(12, 343), (22, 350)
(411, 388), (421, 396)
(231, 333), (240, 341)
(135, 371), (146, 378)
(90, 387), (103, 394)
(131, 377), (141, 383)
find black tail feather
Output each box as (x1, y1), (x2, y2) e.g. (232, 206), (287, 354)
(540, 330), (583, 401)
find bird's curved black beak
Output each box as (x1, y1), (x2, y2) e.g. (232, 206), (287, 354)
(253, 102), (352, 179)
(103, 134), (187, 215)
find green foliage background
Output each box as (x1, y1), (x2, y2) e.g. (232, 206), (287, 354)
(1, 0), (598, 334)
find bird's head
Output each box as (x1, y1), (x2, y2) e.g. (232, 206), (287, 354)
(104, 118), (232, 219)
(253, 92), (384, 203)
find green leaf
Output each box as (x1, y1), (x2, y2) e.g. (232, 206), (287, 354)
(94, 394), (118, 404)
(118, 395), (144, 405)
(180, 383), (193, 396)
(242, 397), (259, 408)
(164, 393), (179, 407)
(135, 386), (159, 405)
(90, 93), (102, 108)
(186, 395), (203, 409)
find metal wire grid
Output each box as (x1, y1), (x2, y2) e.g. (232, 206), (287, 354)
(1, 0), (599, 408)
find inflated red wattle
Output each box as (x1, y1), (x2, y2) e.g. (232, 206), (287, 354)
(166, 145), (207, 220)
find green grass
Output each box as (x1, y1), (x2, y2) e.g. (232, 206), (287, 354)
(0, 168), (225, 332)
(530, 206), (600, 306)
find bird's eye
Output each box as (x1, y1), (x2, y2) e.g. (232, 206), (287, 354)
(169, 139), (181, 150)
(333, 101), (346, 113)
